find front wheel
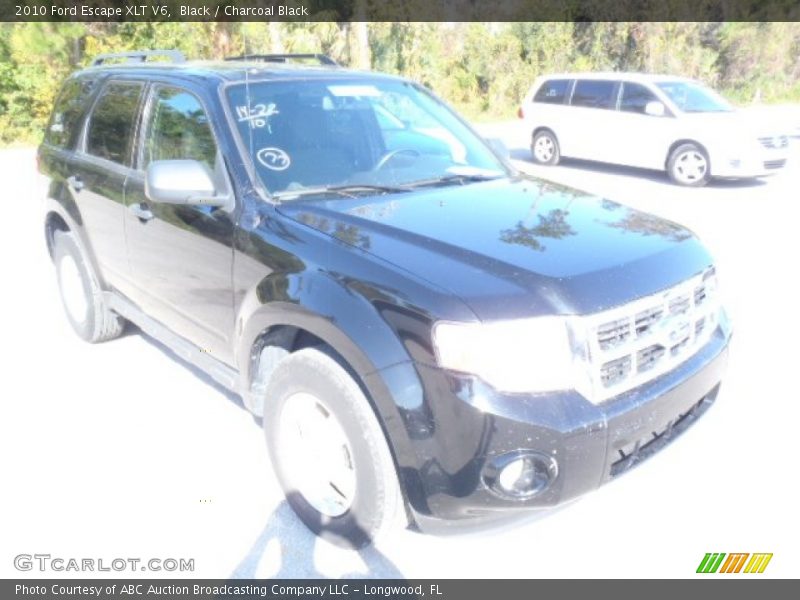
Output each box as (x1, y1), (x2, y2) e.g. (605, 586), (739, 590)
(667, 143), (711, 187)
(531, 130), (561, 165)
(262, 347), (405, 548)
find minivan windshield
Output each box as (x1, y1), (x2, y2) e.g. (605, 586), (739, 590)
(226, 78), (507, 199)
(656, 81), (733, 113)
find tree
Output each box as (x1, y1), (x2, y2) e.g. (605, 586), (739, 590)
(2, 22), (800, 146)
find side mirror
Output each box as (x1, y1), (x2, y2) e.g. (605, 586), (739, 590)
(485, 137), (511, 160)
(644, 101), (666, 117)
(145, 159), (228, 207)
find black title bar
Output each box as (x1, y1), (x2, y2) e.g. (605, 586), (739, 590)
(2, 0), (800, 22)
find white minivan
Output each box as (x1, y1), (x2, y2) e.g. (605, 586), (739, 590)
(518, 73), (790, 186)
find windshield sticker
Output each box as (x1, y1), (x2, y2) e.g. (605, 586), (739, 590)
(236, 103), (280, 130)
(256, 147), (291, 171)
(327, 85), (382, 97)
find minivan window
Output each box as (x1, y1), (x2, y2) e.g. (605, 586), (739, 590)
(143, 87), (217, 171)
(534, 79), (571, 104)
(620, 82), (660, 114)
(571, 80), (615, 109)
(85, 81), (143, 165)
(45, 77), (98, 149)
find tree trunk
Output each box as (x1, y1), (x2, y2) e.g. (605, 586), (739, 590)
(354, 22), (370, 69)
(269, 22), (283, 54)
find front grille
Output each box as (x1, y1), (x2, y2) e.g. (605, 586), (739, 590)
(597, 318), (631, 350)
(668, 294), (690, 315)
(694, 284), (708, 306)
(600, 356), (632, 387)
(695, 317), (706, 337)
(764, 159), (787, 169)
(636, 344), (665, 373)
(634, 306), (663, 337)
(584, 268), (719, 402)
(610, 391), (716, 478)
(758, 135), (788, 149)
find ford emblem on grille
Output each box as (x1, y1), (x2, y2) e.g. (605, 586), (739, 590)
(660, 314), (691, 344)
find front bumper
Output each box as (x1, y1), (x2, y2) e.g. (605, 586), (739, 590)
(711, 146), (789, 178)
(369, 324), (730, 533)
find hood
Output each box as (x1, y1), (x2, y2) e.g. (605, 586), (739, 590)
(681, 109), (788, 138)
(278, 178), (713, 320)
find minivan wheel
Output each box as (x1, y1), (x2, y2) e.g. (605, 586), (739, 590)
(531, 130), (560, 165)
(667, 143), (711, 187)
(262, 347), (405, 549)
(52, 230), (125, 343)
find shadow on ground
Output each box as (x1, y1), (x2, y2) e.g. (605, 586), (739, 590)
(509, 147), (769, 189)
(229, 501), (405, 579)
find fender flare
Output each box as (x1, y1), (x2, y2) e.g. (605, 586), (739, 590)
(43, 195), (107, 289)
(235, 268), (420, 477)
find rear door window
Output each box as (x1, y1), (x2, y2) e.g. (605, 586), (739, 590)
(45, 77), (99, 149)
(571, 80), (616, 109)
(620, 82), (660, 114)
(85, 81), (144, 166)
(533, 79), (571, 104)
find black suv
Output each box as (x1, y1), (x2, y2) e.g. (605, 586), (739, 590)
(39, 51), (732, 548)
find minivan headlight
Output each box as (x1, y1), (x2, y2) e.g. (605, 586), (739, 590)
(432, 317), (581, 394)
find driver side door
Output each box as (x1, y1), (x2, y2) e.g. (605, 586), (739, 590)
(123, 84), (237, 364)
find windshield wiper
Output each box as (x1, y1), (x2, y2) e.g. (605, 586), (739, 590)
(404, 172), (502, 189)
(273, 183), (411, 201)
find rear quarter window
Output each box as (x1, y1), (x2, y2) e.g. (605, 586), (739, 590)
(44, 77), (99, 149)
(533, 79), (571, 104)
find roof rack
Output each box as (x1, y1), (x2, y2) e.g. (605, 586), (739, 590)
(91, 50), (186, 67)
(225, 53), (339, 66)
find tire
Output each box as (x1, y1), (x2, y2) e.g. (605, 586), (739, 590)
(667, 143), (711, 187)
(52, 230), (125, 343)
(262, 347), (405, 548)
(531, 129), (561, 165)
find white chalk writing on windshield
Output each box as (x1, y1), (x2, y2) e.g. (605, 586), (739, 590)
(236, 103), (280, 130)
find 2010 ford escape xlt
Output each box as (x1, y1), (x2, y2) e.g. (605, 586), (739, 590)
(39, 51), (732, 548)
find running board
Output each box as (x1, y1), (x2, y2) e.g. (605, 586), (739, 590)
(104, 292), (241, 395)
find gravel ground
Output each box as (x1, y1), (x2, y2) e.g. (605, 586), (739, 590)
(1, 121), (798, 578)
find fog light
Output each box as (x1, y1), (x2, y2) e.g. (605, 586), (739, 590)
(498, 457), (536, 493)
(484, 451), (558, 500)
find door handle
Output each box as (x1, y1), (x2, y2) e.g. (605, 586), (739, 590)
(129, 202), (154, 222)
(66, 175), (83, 191)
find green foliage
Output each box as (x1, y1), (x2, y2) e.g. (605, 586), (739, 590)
(0, 22), (85, 144)
(716, 22), (800, 103)
(1, 22), (799, 146)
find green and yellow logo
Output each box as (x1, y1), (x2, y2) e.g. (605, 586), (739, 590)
(697, 553), (773, 574)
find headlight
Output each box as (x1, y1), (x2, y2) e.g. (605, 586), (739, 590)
(432, 317), (582, 394)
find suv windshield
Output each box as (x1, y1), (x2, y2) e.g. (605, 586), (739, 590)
(226, 78), (506, 199)
(656, 81), (733, 113)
